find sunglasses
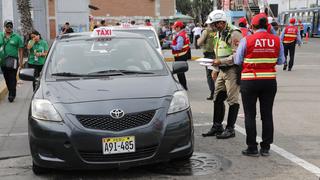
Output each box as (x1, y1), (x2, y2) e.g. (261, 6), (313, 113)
(5, 25), (13, 29)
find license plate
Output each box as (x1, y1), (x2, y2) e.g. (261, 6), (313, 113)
(102, 136), (135, 155)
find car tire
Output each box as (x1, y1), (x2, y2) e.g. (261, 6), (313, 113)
(32, 162), (50, 175)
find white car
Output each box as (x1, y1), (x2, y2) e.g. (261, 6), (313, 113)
(111, 25), (163, 56)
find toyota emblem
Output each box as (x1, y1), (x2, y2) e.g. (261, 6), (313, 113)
(110, 109), (125, 119)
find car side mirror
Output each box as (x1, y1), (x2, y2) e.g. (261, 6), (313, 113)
(19, 68), (35, 81)
(172, 61), (188, 74)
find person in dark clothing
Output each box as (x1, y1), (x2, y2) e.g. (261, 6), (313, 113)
(61, 22), (74, 34)
(235, 13), (285, 157)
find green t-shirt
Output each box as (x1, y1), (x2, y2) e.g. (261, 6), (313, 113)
(28, 39), (49, 65)
(0, 32), (24, 65)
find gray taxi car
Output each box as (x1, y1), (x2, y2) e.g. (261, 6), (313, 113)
(19, 28), (194, 174)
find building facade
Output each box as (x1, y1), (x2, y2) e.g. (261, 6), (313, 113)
(90, 0), (175, 17)
(0, 0), (90, 41)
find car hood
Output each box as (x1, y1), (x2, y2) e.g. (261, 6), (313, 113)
(41, 76), (178, 103)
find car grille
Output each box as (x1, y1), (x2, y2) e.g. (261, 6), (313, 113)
(76, 110), (155, 131)
(79, 144), (158, 162)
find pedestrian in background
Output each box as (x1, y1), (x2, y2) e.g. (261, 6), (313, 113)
(238, 17), (252, 37)
(235, 13), (285, 157)
(298, 19), (304, 40)
(281, 18), (301, 71)
(61, 22), (74, 34)
(27, 30), (49, 91)
(193, 23), (202, 49)
(165, 21), (190, 90)
(0, 20), (24, 102)
(197, 22), (217, 100)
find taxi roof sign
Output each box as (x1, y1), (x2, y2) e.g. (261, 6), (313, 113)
(121, 23), (133, 28)
(92, 27), (114, 37)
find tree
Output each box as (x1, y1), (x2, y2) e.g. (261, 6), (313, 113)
(176, 0), (214, 24)
(176, 0), (192, 16)
(17, 0), (34, 56)
(191, 0), (214, 24)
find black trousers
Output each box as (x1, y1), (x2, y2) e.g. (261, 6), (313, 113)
(28, 63), (44, 90)
(174, 53), (188, 90)
(1, 66), (18, 97)
(203, 52), (215, 94)
(300, 30), (304, 40)
(240, 79), (277, 150)
(284, 42), (296, 70)
(194, 35), (200, 49)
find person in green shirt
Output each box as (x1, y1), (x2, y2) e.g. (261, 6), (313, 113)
(27, 30), (49, 91)
(0, 20), (24, 102)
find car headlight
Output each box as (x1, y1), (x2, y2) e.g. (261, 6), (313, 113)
(167, 91), (190, 114)
(31, 99), (62, 122)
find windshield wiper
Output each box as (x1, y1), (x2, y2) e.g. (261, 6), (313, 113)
(51, 72), (87, 77)
(88, 69), (153, 75)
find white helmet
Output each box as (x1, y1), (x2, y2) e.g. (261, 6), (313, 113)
(206, 10), (227, 24)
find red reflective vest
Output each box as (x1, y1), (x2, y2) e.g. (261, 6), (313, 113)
(241, 31), (280, 80)
(240, 27), (250, 37)
(283, 25), (298, 44)
(298, 23), (304, 31)
(172, 30), (190, 57)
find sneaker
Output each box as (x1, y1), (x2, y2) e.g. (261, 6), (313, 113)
(216, 128), (235, 139)
(260, 148), (270, 156)
(242, 148), (259, 157)
(202, 126), (224, 137)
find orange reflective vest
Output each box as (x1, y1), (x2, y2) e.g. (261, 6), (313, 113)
(172, 30), (190, 57)
(283, 25), (298, 44)
(242, 31), (280, 80)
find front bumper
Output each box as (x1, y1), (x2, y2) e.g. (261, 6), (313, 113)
(29, 108), (194, 170)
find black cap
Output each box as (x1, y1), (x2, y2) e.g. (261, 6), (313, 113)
(4, 19), (13, 27)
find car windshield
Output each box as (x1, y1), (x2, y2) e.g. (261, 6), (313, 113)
(115, 30), (159, 48)
(47, 37), (166, 78)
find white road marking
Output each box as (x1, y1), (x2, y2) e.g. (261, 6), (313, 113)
(0, 132), (28, 137)
(194, 122), (320, 178)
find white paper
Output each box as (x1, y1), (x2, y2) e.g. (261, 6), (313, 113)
(195, 58), (213, 63)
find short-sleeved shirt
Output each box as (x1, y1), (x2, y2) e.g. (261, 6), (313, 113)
(0, 32), (24, 59)
(28, 39), (49, 65)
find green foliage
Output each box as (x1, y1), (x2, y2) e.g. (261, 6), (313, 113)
(176, 0), (214, 24)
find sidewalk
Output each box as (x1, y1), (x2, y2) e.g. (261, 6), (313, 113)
(0, 74), (8, 102)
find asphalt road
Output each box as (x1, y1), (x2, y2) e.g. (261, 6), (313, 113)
(0, 38), (319, 180)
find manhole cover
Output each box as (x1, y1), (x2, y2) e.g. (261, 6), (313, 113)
(147, 152), (231, 176)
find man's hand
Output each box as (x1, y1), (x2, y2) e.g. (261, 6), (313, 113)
(213, 59), (221, 66)
(211, 71), (218, 80)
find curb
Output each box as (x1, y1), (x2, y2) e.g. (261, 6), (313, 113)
(0, 80), (8, 101)
(164, 56), (202, 62)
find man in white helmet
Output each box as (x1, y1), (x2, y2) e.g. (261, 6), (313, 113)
(202, 10), (243, 139)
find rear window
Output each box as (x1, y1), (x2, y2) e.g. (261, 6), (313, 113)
(47, 38), (166, 76)
(115, 30), (159, 48)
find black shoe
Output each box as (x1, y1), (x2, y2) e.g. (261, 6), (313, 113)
(288, 68), (292, 71)
(8, 96), (14, 103)
(283, 64), (287, 70)
(260, 148), (270, 156)
(216, 128), (235, 139)
(206, 94), (213, 100)
(202, 126), (224, 137)
(242, 148), (259, 157)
